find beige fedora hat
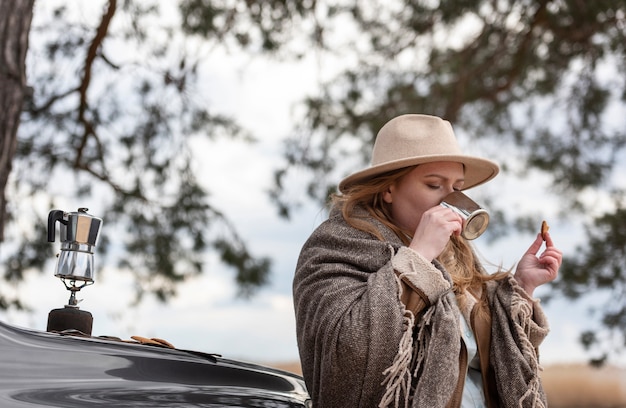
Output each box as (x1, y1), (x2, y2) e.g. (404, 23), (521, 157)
(338, 114), (499, 192)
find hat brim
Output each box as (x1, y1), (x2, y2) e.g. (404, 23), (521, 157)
(338, 155), (499, 192)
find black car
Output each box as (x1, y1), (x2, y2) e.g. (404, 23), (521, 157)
(0, 319), (311, 407)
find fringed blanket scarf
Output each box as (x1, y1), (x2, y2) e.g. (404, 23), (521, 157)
(293, 209), (549, 408)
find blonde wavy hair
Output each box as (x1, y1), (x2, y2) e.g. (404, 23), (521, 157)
(331, 166), (507, 296)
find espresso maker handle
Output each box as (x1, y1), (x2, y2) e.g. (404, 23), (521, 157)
(47, 210), (67, 242)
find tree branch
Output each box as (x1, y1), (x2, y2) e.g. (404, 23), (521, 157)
(29, 86), (79, 116)
(444, 1), (549, 120)
(75, 0), (117, 168)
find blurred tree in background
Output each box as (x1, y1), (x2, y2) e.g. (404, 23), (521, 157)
(0, 0), (318, 306)
(1, 0), (625, 364)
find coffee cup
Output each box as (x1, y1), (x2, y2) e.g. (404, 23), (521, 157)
(440, 191), (489, 240)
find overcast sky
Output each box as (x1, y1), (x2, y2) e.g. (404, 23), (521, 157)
(2, 0), (622, 369)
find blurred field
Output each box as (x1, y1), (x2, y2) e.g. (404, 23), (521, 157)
(266, 361), (626, 407)
(541, 364), (626, 407)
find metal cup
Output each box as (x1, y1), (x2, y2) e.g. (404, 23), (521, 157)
(440, 191), (489, 240)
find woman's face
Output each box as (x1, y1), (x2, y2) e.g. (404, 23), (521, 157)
(383, 161), (465, 234)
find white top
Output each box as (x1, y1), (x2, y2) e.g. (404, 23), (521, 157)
(460, 314), (487, 408)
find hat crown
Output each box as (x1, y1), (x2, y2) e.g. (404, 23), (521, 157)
(371, 114), (462, 165)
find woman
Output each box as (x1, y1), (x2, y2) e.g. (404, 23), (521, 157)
(293, 114), (562, 408)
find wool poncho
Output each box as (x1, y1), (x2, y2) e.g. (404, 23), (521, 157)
(293, 208), (549, 408)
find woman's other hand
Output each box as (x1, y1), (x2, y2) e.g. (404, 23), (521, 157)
(514, 232), (562, 297)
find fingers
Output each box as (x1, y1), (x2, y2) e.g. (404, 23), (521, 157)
(540, 242), (563, 269)
(425, 205), (464, 236)
(524, 233), (544, 256)
(539, 254), (561, 282)
(410, 206), (464, 261)
(537, 232), (562, 280)
(544, 231), (555, 247)
(539, 232), (562, 261)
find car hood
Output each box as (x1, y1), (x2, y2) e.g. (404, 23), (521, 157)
(0, 320), (310, 407)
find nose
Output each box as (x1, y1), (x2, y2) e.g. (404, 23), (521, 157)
(443, 184), (456, 195)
